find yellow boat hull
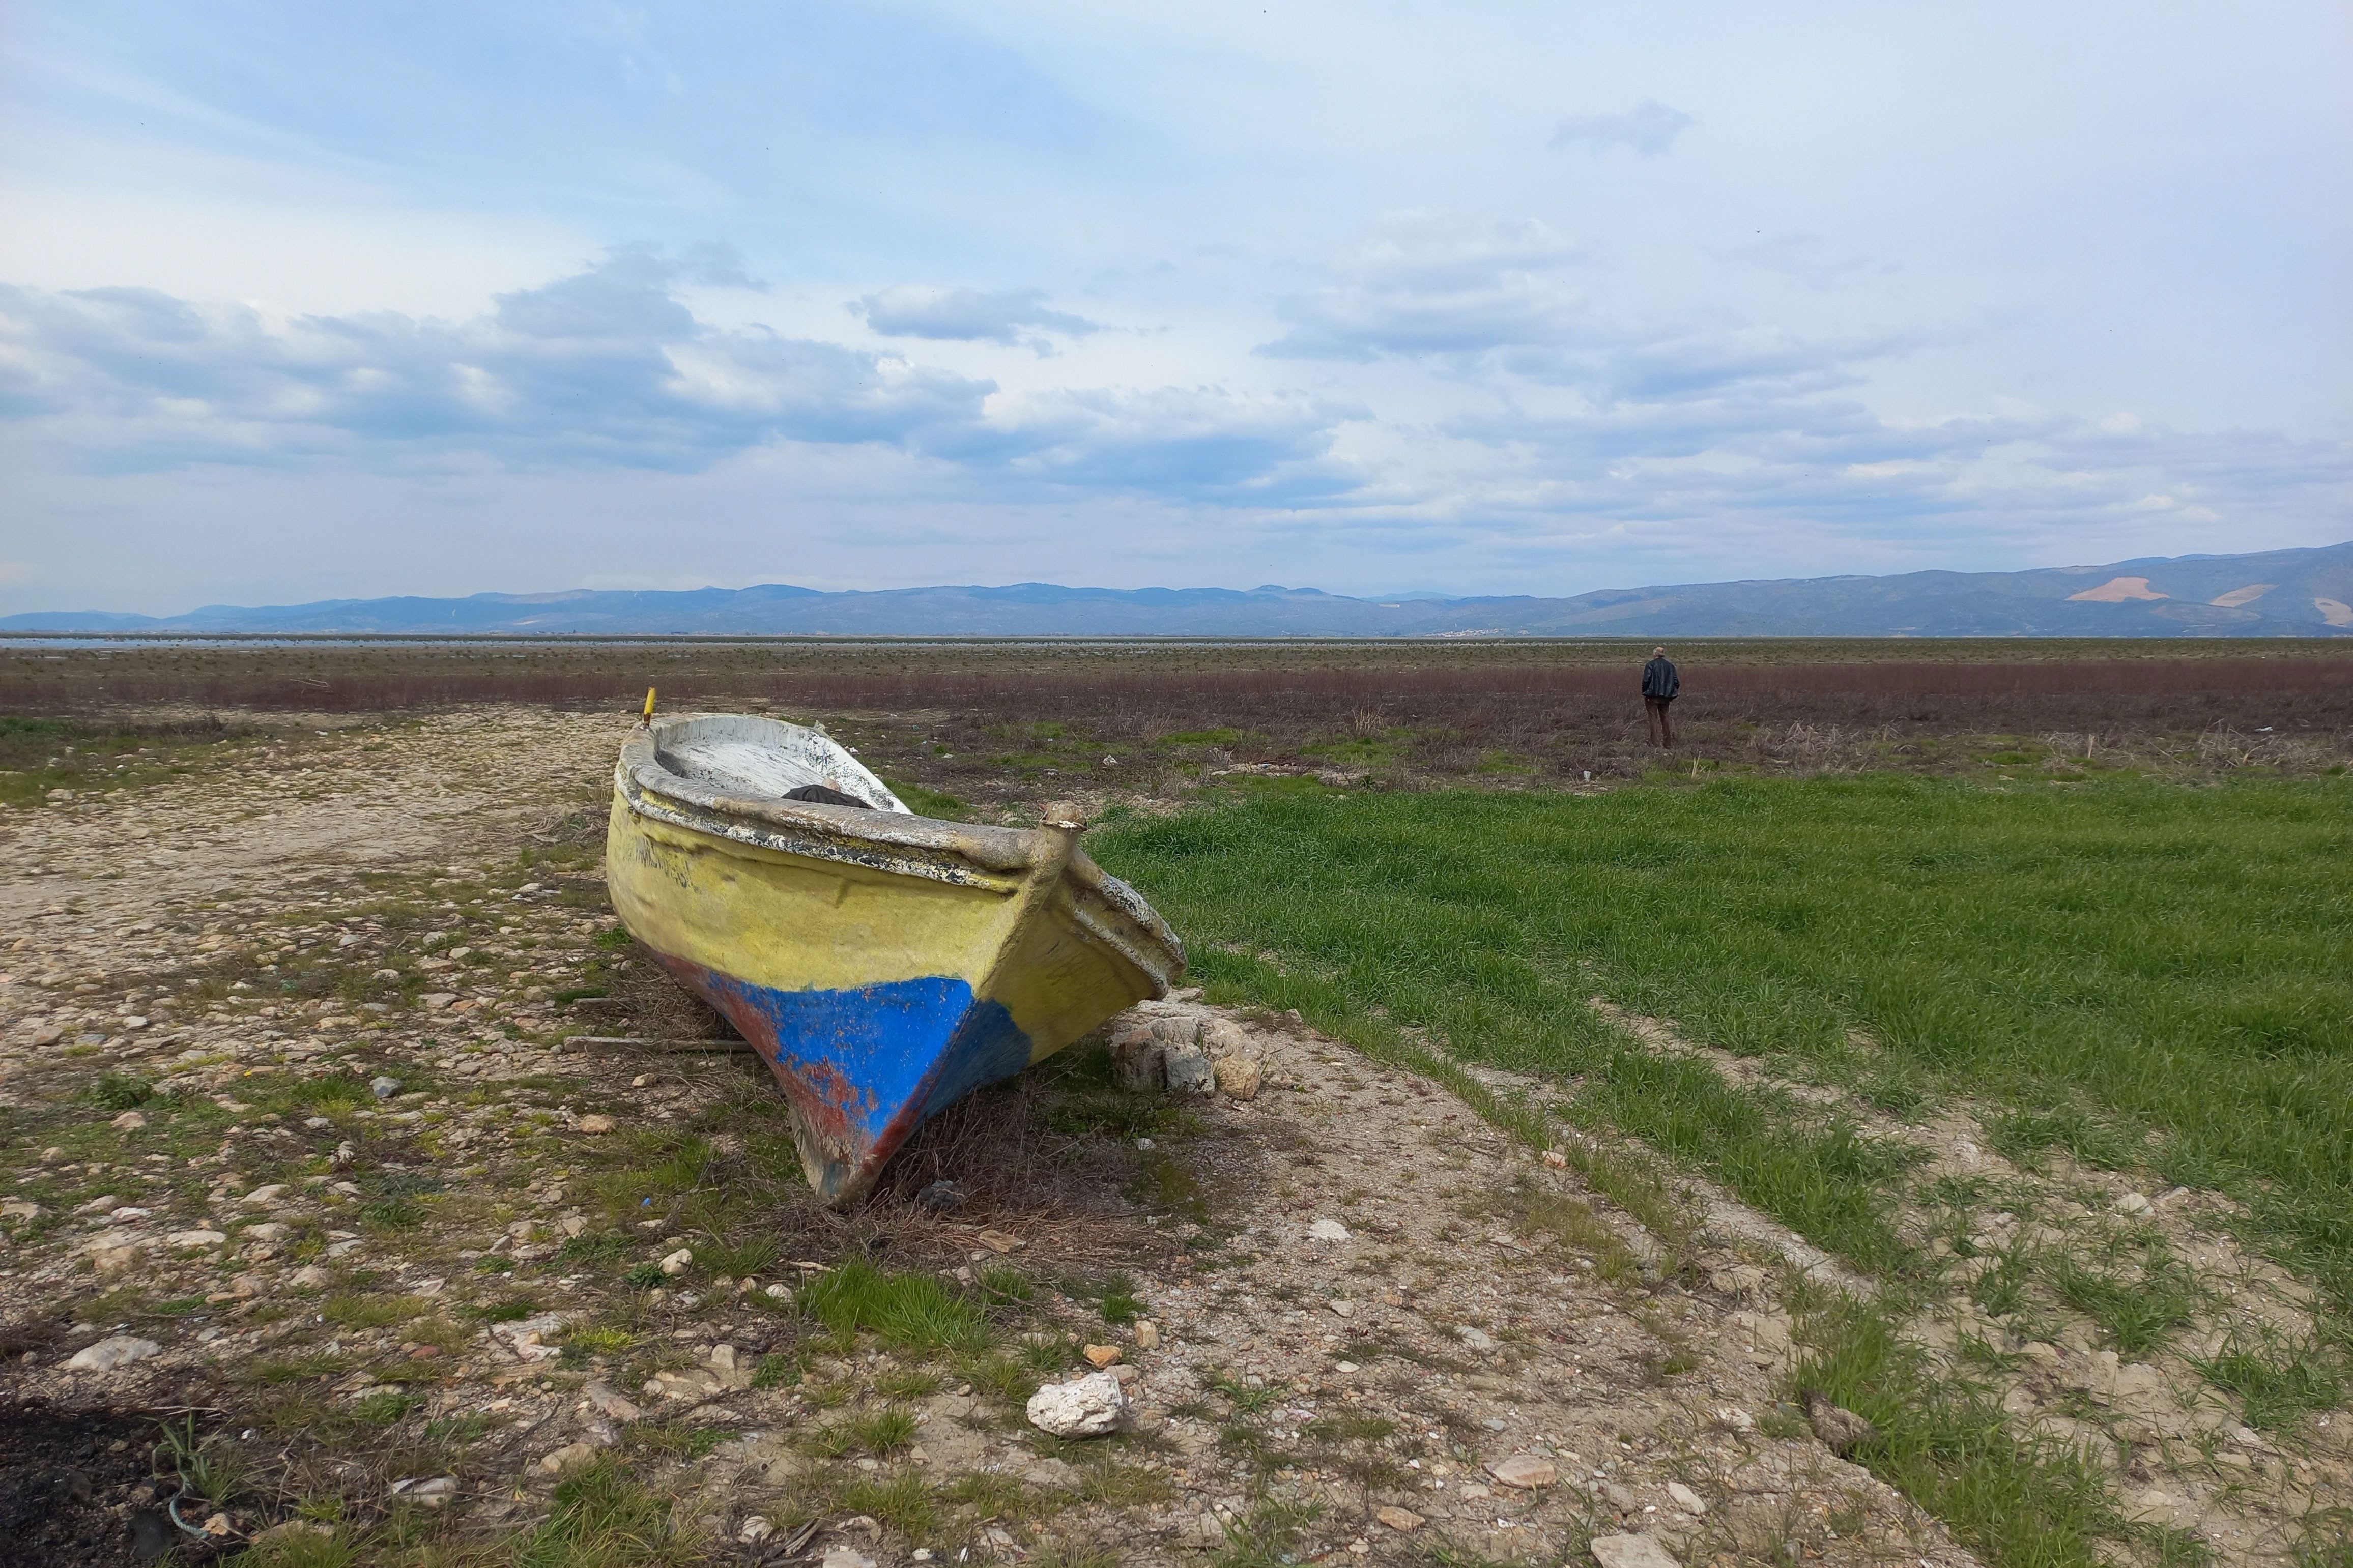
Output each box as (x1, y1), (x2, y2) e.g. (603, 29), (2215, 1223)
(605, 715), (1183, 1202)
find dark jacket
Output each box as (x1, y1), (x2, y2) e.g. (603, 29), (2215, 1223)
(1641, 656), (1680, 701)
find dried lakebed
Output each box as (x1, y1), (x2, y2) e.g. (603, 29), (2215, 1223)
(0, 709), (2343, 1566)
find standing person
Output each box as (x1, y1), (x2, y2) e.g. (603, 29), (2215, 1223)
(1641, 646), (1679, 747)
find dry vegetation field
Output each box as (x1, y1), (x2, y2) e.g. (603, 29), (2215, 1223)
(0, 638), (2347, 1568)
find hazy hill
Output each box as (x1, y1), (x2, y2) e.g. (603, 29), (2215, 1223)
(8, 542), (2348, 637)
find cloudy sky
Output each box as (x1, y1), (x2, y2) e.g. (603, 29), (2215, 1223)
(2, 2), (2347, 613)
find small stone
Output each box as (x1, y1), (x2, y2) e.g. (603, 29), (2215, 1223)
(1666, 1480), (1706, 1514)
(1162, 1040), (1215, 1095)
(1542, 1149), (1568, 1168)
(228, 1273), (264, 1299)
(1590, 1534), (1682, 1568)
(977, 1229), (1023, 1254)
(1025, 1371), (1130, 1437)
(110, 1110), (147, 1131)
(658, 1247), (693, 1276)
(1485, 1454), (1556, 1489)
(1803, 1389), (1878, 1455)
(820, 1550), (877, 1568)
(1328, 1298), (1354, 1318)
(582, 1380), (643, 1421)
(540, 1442), (598, 1474)
(1455, 1325), (1495, 1351)
(291, 1265), (331, 1288)
(1083, 1344), (1122, 1368)
(1109, 1027), (1164, 1092)
(1133, 1319), (1160, 1350)
(241, 1184), (287, 1205)
(1374, 1506), (1424, 1532)
(2114, 1192), (2153, 1216)
(65, 1335), (162, 1373)
(246, 1222), (292, 1241)
(391, 1475), (457, 1506)
(1213, 1054), (1263, 1099)
(738, 1516), (774, 1544)
(577, 1114), (616, 1135)
(1308, 1218), (1351, 1242)
(917, 1179), (967, 1212)
(167, 1229), (228, 1248)
(369, 1077), (401, 1100)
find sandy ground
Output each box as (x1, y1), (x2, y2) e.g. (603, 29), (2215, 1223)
(0, 709), (2343, 1566)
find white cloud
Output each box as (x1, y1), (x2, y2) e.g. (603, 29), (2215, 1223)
(1549, 100), (1694, 156)
(851, 285), (1098, 347)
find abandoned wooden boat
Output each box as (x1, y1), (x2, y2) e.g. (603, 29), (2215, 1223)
(606, 712), (1185, 1202)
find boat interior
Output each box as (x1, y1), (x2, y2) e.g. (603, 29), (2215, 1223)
(651, 713), (910, 815)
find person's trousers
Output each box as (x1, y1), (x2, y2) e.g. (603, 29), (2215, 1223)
(1645, 696), (1675, 747)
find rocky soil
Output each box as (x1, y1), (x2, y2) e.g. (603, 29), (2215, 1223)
(0, 708), (2344, 1567)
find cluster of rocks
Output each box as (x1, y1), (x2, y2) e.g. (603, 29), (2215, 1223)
(1108, 998), (1264, 1100)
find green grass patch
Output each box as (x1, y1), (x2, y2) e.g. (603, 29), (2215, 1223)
(509, 1456), (701, 1566)
(1793, 1291), (2120, 1566)
(2192, 1332), (2346, 1431)
(888, 779), (970, 820)
(1092, 775), (2353, 1310)
(797, 1258), (991, 1353)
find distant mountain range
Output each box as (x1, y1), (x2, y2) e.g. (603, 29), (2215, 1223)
(8, 542), (2350, 638)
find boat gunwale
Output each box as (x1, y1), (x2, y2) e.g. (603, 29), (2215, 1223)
(616, 717), (1185, 974)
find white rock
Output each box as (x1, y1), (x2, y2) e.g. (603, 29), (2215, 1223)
(1666, 1480), (1707, 1514)
(2114, 1192), (2153, 1216)
(1455, 1325), (1496, 1351)
(65, 1334), (162, 1373)
(1025, 1372), (1130, 1437)
(167, 1229), (228, 1248)
(821, 1549), (877, 1568)
(370, 1076), (402, 1099)
(1590, 1534), (1682, 1568)
(246, 1222), (293, 1242)
(242, 1184), (288, 1205)
(582, 1380), (644, 1421)
(389, 1475), (457, 1506)
(739, 1516), (774, 1544)
(110, 1110), (147, 1130)
(1308, 1218), (1351, 1242)
(291, 1264), (332, 1288)
(659, 1247), (693, 1276)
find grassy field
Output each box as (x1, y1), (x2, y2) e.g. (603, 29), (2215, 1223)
(1095, 772), (2353, 1564)
(1095, 773), (2353, 1303)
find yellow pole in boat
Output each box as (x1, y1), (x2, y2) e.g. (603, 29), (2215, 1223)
(640, 687), (656, 727)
